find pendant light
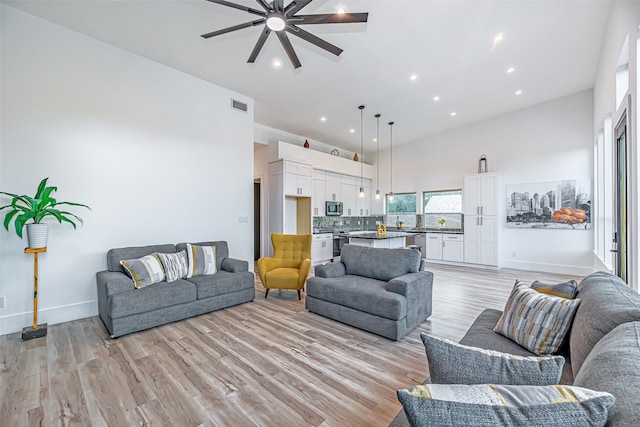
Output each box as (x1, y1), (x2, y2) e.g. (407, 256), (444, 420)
(359, 105), (365, 198)
(375, 113), (381, 199)
(388, 121), (394, 202)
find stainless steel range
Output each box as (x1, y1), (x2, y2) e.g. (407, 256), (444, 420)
(333, 233), (349, 261)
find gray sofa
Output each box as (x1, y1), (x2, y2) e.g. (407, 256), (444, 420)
(96, 241), (255, 338)
(390, 271), (640, 426)
(306, 244), (433, 341)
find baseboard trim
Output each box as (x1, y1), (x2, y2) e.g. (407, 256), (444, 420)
(501, 260), (595, 276)
(0, 300), (97, 336)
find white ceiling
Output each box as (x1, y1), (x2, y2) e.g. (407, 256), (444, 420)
(4, 0), (611, 155)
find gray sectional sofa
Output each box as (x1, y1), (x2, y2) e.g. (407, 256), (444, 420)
(390, 271), (640, 426)
(306, 244), (433, 341)
(96, 241), (255, 338)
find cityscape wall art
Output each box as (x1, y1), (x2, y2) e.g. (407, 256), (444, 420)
(506, 179), (591, 230)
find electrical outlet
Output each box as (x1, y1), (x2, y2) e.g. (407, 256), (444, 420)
(0, 296), (5, 308)
(238, 216), (249, 223)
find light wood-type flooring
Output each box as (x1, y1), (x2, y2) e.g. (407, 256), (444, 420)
(0, 262), (582, 426)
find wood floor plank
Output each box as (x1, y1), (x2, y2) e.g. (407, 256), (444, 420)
(1, 262), (583, 426)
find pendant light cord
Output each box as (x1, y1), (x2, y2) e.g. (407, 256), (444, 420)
(359, 105), (365, 191)
(389, 122), (394, 197)
(375, 114), (381, 196)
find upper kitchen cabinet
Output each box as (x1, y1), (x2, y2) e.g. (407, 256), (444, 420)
(312, 170), (326, 217)
(341, 175), (358, 216)
(325, 172), (342, 202)
(356, 178), (372, 216)
(463, 173), (500, 216)
(284, 160), (312, 197)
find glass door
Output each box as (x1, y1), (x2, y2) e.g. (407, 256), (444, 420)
(613, 104), (628, 281)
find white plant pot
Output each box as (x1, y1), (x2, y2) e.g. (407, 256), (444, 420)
(26, 223), (48, 248)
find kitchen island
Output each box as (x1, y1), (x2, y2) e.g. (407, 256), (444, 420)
(348, 231), (409, 248)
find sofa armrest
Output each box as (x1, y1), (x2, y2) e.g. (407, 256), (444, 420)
(96, 270), (135, 326)
(314, 262), (346, 278)
(387, 270), (434, 324)
(221, 257), (249, 273)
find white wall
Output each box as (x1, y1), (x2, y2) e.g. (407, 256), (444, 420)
(592, 2), (640, 289)
(0, 6), (255, 335)
(376, 91), (594, 276)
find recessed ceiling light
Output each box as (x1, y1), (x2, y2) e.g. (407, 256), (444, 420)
(450, 112), (457, 117)
(433, 95), (440, 102)
(320, 117), (327, 122)
(410, 74), (418, 81)
(515, 90), (523, 95)
(494, 33), (504, 44)
(272, 59), (282, 68)
(507, 67), (515, 73)
(373, 138), (377, 142)
(337, 8), (346, 14)
(350, 129), (355, 133)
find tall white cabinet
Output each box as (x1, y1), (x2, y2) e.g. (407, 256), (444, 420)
(463, 173), (502, 267)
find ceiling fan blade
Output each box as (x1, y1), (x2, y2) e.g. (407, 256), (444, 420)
(277, 31), (302, 69)
(294, 13), (369, 24)
(285, 0), (312, 17)
(248, 26), (271, 63)
(274, 0), (284, 13)
(201, 19), (265, 39)
(255, 0), (270, 11)
(286, 25), (343, 56)
(204, 0), (265, 17)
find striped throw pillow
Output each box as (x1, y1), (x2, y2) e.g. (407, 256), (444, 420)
(156, 250), (189, 283)
(120, 254), (165, 288)
(397, 383), (614, 427)
(494, 281), (581, 355)
(186, 243), (217, 278)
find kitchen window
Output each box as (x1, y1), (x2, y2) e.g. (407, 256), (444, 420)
(386, 193), (417, 227)
(423, 189), (463, 229)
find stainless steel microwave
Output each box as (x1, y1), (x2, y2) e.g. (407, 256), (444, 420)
(326, 201), (343, 216)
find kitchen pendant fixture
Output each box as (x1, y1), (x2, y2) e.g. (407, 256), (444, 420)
(388, 121), (394, 202)
(201, 0), (369, 69)
(375, 114), (381, 199)
(359, 105), (365, 198)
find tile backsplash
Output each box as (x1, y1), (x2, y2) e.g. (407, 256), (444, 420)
(313, 216), (384, 232)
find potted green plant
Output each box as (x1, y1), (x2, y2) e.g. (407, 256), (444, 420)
(0, 177), (91, 248)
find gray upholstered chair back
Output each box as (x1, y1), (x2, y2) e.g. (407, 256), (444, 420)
(176, 241), (229, 271)
(340, 244), (421, 282)
(107, 244), (177, 273)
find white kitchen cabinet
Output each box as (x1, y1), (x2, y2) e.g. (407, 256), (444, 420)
(312, 233), (333, 265)
(442, 234), (464, 262)
(325, 172), (342, 202)
(424, 234), (443, 259)
(342, 175), (358, 216)
(463, 173), (502, 267)
(284, 160), (312, 197)
(312, 170), (326, 217)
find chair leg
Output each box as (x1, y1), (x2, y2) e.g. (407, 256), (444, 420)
(297, 290), (301, 300)
(265, 289), (269, 299)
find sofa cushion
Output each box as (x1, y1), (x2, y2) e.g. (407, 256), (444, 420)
(120, 254), (166, 288)
(185, 243), (217, 278)
(177, 241), (228, 272)
(531, 279), (579, 299)
(460, 309), (574, 384)
(156, 250), (188, 282)
(340, 244), (420, 282)
(187, 270), (254, 299)
(306, 276), (407, 321)
(397, 383), (614, 427)
(570, 271), (640, 378)
(108, 279), (196, 319)
(107, 244), (177, 273)
(421, 333), (565, 386)
(573, 322), (640, 427)
(494, 281), (581, 355)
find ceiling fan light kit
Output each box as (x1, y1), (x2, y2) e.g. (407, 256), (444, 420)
(202, 0), (369, 69)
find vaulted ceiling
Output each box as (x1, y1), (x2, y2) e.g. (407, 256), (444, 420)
(4, 0), (611, 155)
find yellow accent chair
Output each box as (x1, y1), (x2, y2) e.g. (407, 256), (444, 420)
(258, 233), (312, 300)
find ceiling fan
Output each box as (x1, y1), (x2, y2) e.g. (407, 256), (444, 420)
(201, 0), (369, 69)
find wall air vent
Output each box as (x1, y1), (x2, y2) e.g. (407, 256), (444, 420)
(231, 99), (248, 113)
